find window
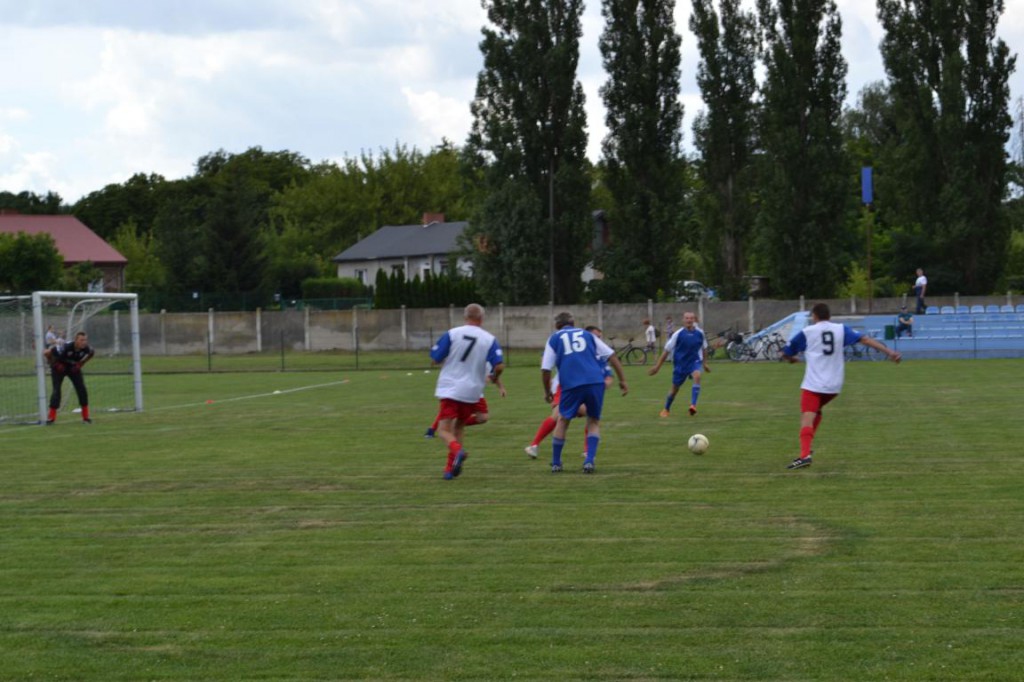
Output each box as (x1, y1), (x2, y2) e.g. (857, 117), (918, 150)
(355, 269), (368, 285)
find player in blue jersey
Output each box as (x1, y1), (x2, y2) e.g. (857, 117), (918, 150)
(648, 311), (705, 417)
(781, 303), (900, 470)
(540, 312), (628, 473)
(429, 303), (505, 480)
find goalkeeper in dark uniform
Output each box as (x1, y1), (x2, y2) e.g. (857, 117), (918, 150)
(42, 331), (95, 424)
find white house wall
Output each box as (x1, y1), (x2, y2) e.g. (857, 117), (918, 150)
(336, 256), (473, 284)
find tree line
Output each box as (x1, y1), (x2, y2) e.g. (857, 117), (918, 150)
(2, 0), (1022, 307)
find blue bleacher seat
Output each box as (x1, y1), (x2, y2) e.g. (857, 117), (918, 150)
(926, 306), (939, 314)
(970, 305), (985, 314)
(956, 305), (970, 314)
(985, 305), (1000, 313)
(1001, 305), (1014, 313)
(1017, 304), (1024, 314)
(940, 306), (955, 314)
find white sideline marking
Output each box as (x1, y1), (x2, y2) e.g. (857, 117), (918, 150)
(152, 379), (351, 412)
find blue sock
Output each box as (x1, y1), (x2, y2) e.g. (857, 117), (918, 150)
(665, 394), (676, 411)
(552, 437), (565, 467)
(584, 435), (600, 465)
(691, 384), (701, 405)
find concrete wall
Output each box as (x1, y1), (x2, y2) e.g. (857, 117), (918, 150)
(111, 294), (1018, 356)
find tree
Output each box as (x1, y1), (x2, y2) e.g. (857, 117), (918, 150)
(72, 173), (167, 241)
(109, 219), (168, 296)
(0, 191), (65, 215)
(690, 0), (760, 298)
(265, 143), (480, 298)
(0, 231), (64, 292)
(754, 0), (852, 298)
(594, 0), (688, 301)
(877, 0), (1017, 293)
(466, 0), (592, 304)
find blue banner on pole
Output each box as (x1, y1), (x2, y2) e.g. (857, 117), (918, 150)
(861, 167), (873, 205)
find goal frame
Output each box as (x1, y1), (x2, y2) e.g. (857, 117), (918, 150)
(31, 291), (143, 423)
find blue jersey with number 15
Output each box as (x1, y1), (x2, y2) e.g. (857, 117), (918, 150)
(541, 327), (614, 390)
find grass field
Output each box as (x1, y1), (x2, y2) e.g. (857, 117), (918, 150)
(1, 358), (1022, 680)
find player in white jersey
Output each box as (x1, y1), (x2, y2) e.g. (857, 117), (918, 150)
(781, 303), (900, 470)
(430, 303), (505, 480)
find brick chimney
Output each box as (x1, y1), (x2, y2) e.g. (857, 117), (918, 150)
(422, 212), (445, 226)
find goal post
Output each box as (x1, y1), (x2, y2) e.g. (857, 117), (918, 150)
(0, 291), (144, 425)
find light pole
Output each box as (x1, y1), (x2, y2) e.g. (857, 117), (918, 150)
(549, 154), (555, 304)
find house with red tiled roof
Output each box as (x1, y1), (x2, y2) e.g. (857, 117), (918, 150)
(0, 213), (127, 292)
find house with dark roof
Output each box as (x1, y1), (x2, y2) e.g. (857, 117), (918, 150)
(331, 213), (471, 285)
(0, 213), (128, 292)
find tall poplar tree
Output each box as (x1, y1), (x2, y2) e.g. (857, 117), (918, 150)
(877, 0), (1016, 293)
(754, 0), (850, 298)
(594, 0), (686, 301)
(690, 0), (759, 298)
(466, 0), (591, 304)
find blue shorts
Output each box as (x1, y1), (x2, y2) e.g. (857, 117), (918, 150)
(559, 383), (606, 421)
(672, 360), (702, 387)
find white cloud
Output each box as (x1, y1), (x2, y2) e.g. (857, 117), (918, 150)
(0, 0), (1022, 204)
(401, 86), (473, 148)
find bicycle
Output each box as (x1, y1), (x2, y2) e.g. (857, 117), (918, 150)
(706, 327), (736, 360)
(608, 337), (648, 365)
(844, 332), (884, 361)
(726, 334), (757, 362)
(753, 332), (787, 360)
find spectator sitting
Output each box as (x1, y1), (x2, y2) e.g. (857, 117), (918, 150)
(896, 307), (914, 338)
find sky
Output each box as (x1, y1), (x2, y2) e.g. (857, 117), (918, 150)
(1, 0), (1022, 204)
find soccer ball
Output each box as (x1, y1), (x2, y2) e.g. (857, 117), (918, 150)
(688, 433), (709, 455)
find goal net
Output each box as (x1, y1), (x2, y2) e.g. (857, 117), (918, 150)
(0, 291), (142, 425)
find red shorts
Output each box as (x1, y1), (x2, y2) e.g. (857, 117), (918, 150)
(801, 389), (837, 414)
(437, 397), (489, 423)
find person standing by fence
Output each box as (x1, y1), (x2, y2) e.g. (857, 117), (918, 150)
(913, 268), (928, 314)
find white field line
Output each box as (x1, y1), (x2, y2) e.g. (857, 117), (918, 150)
(150, 379), (351, 412)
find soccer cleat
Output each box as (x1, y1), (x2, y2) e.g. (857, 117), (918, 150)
(787, 456), (813, 470)
(583, 462), (595, 474)
(659, 409), (670, 418)
(424, 427), (435, 438)
(451, 450), (467, 478)
(82, 418), (92, 424)
(524, 444), (538, 459)
(689, 404), (697, 416)
(443, 471), (455, 480)
(551, 463), (563, 473)
(45, 419), (55, 426)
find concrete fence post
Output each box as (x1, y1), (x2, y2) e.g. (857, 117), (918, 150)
(160, 310), (167, 355)
(401, 305), (407, 351)
(207, 308), (215, 352)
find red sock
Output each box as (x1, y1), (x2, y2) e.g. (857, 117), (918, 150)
(446, 441), (462, 471)
(812, 412), (822, 434)
(82, 406), (90, 420)
(800, 426), (815, 458)
(531, 417), (557, 446)
(431, 414), (440, 430)
(47, 407), (56, 422)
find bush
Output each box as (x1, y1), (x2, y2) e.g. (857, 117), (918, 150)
(301, 277), (370, 299)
